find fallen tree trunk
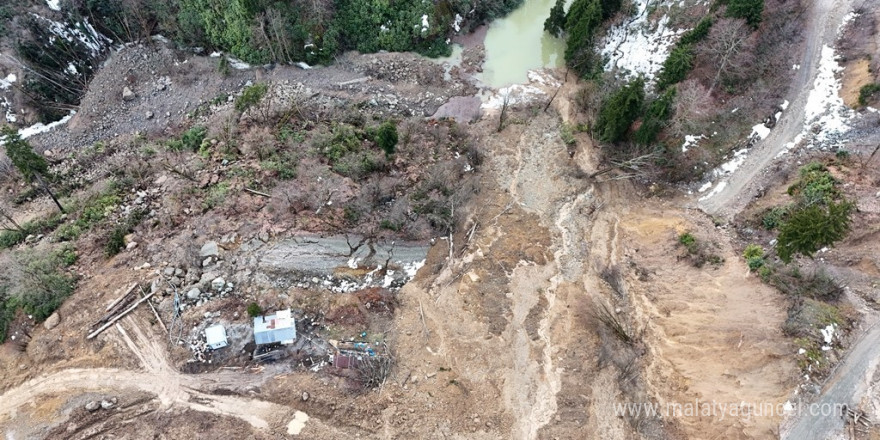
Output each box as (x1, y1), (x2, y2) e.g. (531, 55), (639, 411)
(87, 291), (156, 340)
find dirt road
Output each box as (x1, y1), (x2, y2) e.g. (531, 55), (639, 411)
(782, 320), (880, 440)
(697, 0), (855, 217)
(0, 316), (304, 437)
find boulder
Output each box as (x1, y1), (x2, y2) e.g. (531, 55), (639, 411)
(186, 288), (201, 300)
(85, 401), (100, 412)
(211, 277), (225, 291)
(200, 241), (219, 258)
(100, 399), (115, 410)
(43, 312), (60, 330)
(122, 87), (136, 101)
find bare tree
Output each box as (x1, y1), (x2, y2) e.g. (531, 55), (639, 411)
(669, 79), (715, 138)
(699, 18), (752, 95)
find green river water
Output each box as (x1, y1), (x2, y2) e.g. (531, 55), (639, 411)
(478, 0), (567, 87)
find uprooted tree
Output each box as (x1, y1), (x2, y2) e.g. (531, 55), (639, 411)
(1, 126), (65, 213)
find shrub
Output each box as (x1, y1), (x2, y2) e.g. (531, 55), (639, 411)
(595, 78), (645, 143)
(167, 126), (207, 152)
(858, 83), (880, 106)
(743, 243), (763, 259)
(787, 162), (840, 205)
(247, 302), (262, 317)
(762, 205), (789, 230)
(203, 183), (230, 211)
(678, 232), (697, 252)
(235, 83), (268, 113)
(105, 226), (127, 256)
(376, 121), (398, 158)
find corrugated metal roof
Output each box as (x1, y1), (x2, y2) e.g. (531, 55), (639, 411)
(253, 309), (296, 345)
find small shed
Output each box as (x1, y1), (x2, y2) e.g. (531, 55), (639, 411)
(204, 324), (228, 349)
(253, 309), (296, 345)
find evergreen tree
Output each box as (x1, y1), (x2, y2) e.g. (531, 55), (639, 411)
(776, 201), (853, 263)
(656, 44), (695, 90)
(725, 0), (764, 28)
(595, 78), (646, 143)
(564, 0), (603, 74)
(376, 121), (398, 158)
(633, 87), (676, 145)
(1, 126), (64, 213)
(544, 0), (567, 38)
(600, 0), (622, 20)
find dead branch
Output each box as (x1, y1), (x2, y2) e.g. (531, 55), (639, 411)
(88, 291), (156, 339)
(244, 187), (272, 198)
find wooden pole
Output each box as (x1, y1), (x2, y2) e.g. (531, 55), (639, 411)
(87, 291), (155, 339)
(139, 285), (167, 334)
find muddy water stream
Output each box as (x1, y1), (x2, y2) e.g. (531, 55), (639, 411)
(479, 0), (566, 87)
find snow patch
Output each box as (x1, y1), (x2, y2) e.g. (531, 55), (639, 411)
(803, 45), (852, 141)
(0, 74), (16, 90)
(31, 14), (110, 55)
(820, 324), (835, 344)
(45, 0), (61, 11)
(681, 134), (703, 153)
(697, 181), (713, 193)
(226, 57), (251, 70)
(600, 0), (684, 84)
(452, 14), (463, 32)
(698, 181), (727, 201)
(420, 14), (430, 33)
(18, 111), (75, 140)
(750, 123), (771, 140)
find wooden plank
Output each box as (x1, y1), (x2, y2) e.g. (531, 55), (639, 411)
(87, 292), (156, 340)
(105, 283), (138, 312)
(139, 285), (167, 334)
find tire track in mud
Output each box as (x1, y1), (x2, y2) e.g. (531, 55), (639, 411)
(0, 316), (300, 434)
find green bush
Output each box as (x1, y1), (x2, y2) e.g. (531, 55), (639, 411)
(203, 182), (230, 211)
(678, 232), (697, 253)
(743, 243), (763, 259)
(320, 124), (363, 162)
(168, 126), (208, 152)
(235, 83), (268, 113)
(105, 226), (127, 256)
(595, 78), (645, 143)
(247, 302), (262, 317)
(787, 162), (839, 205)
(858, 83), (880, 106)
(762, 205), (789, 230)
(376, 121), (398, 158)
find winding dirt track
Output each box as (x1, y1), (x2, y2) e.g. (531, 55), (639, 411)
(697, 0), (854, 217)
(0, 316), (295, 433)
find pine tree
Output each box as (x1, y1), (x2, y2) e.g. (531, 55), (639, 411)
(595, 78), (646, 143)
(1, 126), (65, 213)
(776, 201), (853, 263)
(564, 0), (603, 74)
(544, 0), (567, 38)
